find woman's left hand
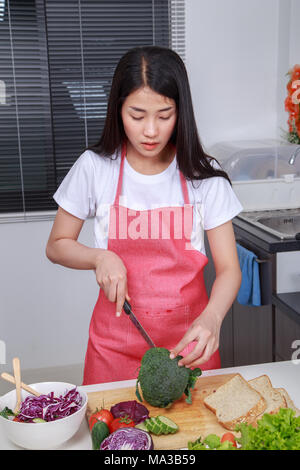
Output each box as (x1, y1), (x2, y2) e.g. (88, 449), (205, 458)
(169, 308), (222, 368)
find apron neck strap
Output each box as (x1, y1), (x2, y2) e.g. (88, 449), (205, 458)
(179, 171), (190, 205)
(113, 141), (127, 206)
(113, 141), (191, 206)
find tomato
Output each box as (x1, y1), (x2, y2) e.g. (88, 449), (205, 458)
(88, 408), (114, 432)
(13, 417), (22, 422)
(221, 432), (237, 447)
(109, 415), (135, 433)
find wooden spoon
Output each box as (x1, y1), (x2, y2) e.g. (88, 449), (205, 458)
(12, 357), (22, 414)
(1, 372), (41, 397)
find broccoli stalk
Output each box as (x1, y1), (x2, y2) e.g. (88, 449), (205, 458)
(184, 367), (201, 404)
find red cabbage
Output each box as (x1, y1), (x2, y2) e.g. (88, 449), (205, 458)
(17, 387), (82, 423)
(100, 428), (153, 450)
(110, 400), (149, 424)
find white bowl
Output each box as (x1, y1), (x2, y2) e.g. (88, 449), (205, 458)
(0, 382), (87, 449)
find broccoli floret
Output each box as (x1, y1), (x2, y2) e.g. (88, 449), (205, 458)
(135, 347), (202, 408)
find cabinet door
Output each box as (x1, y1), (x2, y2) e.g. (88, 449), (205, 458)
(275, 308), (300, 361)
(232, 301), (273, 366)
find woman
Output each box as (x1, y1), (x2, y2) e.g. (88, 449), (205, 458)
(46, 46), (242, 385)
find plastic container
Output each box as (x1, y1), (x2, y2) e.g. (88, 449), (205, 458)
(209, 139), (300, 181)
(208, 140), (300, 211)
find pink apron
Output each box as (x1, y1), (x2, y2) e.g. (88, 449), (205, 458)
(83, 144), (220, 385)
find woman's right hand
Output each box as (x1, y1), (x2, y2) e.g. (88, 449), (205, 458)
(94, 250), (130, 317)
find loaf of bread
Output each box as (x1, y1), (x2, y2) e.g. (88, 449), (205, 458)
(275, 387), (300, 417)
(248, 375), (287, 425)
(203, 374), (267, 430)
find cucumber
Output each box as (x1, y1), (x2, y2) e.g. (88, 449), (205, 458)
(156, 416), (178, 434)
(32, 418), (46, 423)
(135, 421), (148, 432)
(147, 417), (163, 435)
(142, 416), (178, 435)
(91, 421), (110, 450)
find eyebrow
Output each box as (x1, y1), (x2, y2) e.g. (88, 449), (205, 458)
(129, 106), (174, 113)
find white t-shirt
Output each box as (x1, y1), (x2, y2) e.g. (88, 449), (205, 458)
(53, 148), (243, 256)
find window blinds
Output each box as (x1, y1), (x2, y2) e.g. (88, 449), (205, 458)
(170, 0), (185, 61)
(0, 0), (185, 218)
(0, 0), (56, 215)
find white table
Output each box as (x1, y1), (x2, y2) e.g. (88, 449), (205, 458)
(1, 360), (299, 450)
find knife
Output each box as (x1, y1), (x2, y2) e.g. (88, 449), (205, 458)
(123, 300), (156, 348)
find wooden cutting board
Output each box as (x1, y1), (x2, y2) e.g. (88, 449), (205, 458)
(86, 373), (239, 450)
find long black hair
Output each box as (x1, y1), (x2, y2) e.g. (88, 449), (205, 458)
(87, 46), (231, 185)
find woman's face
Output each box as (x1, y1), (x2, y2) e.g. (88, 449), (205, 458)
(121, 86), (177, 161)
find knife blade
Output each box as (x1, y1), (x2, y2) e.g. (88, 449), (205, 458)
(123, 300), (156, 348)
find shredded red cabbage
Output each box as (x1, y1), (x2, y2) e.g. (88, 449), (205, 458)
(110, 400), (149, 424)
(100, 428), (153, 450)
(17, 387), (82, 423)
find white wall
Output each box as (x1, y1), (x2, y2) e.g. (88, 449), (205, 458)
(0, 218), (98, 373)
(185, 0), (297, 149)
(1, 0), (298, 374)
(275, 0), (300, 134)
(276, 0), (291, 135)
(289, 0), (300, 66)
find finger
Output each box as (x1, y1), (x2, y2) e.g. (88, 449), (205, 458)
(115, 276), (127, 317)
(178, 331), (211, 366)
(99, 275), (112, 300)
(107, 276), (118, 303)
(186, 344), (213, 368)
(178, 340), (207, 367)
(169, 332), (193, 362)
(198, 338), (218, 366)
(185, 338), (217, 368)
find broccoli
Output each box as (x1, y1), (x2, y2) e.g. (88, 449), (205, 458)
(135, 347), (202, 408)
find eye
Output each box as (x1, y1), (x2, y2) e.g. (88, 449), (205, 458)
(159, 116), (171, 120)
(131, 116), (143, 121)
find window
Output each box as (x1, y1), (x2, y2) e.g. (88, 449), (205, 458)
(0, 0), (185, 218)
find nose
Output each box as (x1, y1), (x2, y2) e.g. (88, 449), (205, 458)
(143, 118), (158, 138)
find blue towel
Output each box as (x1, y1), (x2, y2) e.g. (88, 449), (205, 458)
(236, 243), (261, 306)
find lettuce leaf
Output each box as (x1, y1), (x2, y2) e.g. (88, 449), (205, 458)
(188, 433), (236, 450)
(235, 408), (300, 450)
(0, 407), (15, 419)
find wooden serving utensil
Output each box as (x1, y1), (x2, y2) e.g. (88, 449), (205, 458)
(12, 357), (22, 414)
(1, 372), (41, 397)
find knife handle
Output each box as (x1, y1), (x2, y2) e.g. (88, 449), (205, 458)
(123, 299), (132, 315)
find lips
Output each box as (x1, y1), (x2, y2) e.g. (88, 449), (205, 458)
(142, 142), (159, 150)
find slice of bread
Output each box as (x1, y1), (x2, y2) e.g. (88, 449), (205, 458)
(248, 375), (287, 420)
(275, 387), (300, 417)
(203, 373), (267, 430)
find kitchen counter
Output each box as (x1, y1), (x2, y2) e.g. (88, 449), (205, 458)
(1, 360), (299, 450)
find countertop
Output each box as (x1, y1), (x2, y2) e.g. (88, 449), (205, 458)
(1, 360), (299, 450)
